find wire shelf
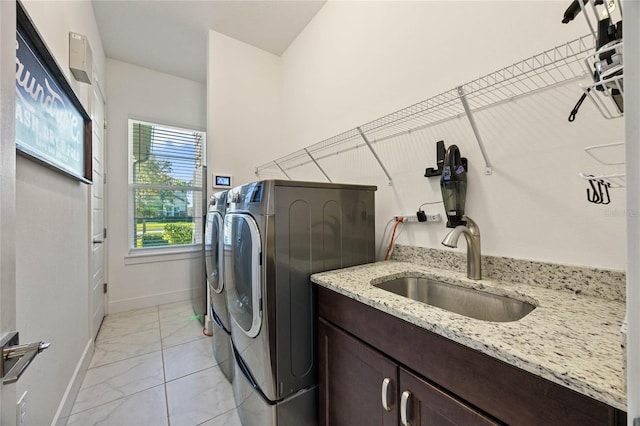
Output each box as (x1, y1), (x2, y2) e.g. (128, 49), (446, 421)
(584, 141), (624, 165)
(579, 172), (625, 188)
(256, 35), (594, 180)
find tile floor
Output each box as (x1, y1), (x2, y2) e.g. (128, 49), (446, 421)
(64, 301), (242, 426)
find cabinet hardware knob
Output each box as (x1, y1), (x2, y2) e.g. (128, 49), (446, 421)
(381, 377), (393, 411)
(401, 390), (412, 426)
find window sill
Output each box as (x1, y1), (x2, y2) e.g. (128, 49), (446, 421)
(124, 245), (203, 265)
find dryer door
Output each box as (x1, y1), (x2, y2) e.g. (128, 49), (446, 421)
(224, 213), (262, 338)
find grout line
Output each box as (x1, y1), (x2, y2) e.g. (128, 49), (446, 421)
(195, 405), (238, 426)
(68, 383), (166, 417)
(157, 305), (173, 426)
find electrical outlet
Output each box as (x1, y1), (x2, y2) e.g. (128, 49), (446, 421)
(426, 213), (442, 222)
(396, 214), (442, 223)
(394, 215), (419, 223)
(17, 391), (27, 426)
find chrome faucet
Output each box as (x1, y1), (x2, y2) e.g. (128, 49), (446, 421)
(441, 215), (481, 280)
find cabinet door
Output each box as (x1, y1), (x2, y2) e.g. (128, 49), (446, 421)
(398, 368), (500, 426)
(319, 318), (397, 426)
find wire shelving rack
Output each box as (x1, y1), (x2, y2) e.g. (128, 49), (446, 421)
(255, 34), (595, 184)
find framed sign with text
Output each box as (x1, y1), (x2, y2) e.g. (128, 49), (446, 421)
(15, 1), (92, 184)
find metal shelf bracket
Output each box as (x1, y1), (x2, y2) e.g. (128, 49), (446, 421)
(275, 160), (292, 180)
(457, 86), (493, 175)
(357, 127), (393, 185)
(304, 148), (332, 182)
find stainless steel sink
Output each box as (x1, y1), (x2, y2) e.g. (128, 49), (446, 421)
(373, 277), (535, 322)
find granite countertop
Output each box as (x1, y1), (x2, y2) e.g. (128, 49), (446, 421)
(311, 260), (626, 410)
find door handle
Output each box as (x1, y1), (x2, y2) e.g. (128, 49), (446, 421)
(400, 390), (412, 426)
(381, 377), (393, 411)
(93, 240), (104, 244)
(1, 332), (50, 385)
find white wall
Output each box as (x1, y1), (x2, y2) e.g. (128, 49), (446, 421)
(106, 59), (207, 313)
(269, 1), (624, 270)
(15, 1), (105, 424)
(0, 1), (16, 424)
(624, 2), (640, 419)
(207, 30), (281, 189)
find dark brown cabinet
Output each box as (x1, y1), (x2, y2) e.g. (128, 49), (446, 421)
(319, 318), (396, 426)
(318, 286), (626, 426)
(319, 318), (499, 426)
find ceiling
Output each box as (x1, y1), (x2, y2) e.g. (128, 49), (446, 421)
(92, 0), (326, 84)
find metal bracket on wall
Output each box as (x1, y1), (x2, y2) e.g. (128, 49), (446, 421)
(304, 148), (332, 183)
(275, 160), (292, 180)
(357, 126), (393, 185)
(457, 86), (493, 175)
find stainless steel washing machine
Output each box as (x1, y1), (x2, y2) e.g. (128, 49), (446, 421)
(204, 190), (233, 382)
(223, 180), (376, 426)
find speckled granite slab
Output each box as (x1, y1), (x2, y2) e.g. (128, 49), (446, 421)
(311, 261), (626, 410)
(391, 244), (626, 302)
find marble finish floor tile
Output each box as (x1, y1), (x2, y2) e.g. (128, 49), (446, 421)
(160, 313), (206, 348)
(70, 302), (238, 426)
(199, 408), (242, 426)
(163, 336), (216, 381)
(96, 306), (159, 342)
(166, 366), (236, 426)
(103, 305), (159, 322)
(90, 327), (162, 368)
(159, 300), (206, 348)
(159, 300), (196, 322)
(72, 351), (164, 414)
(66, 385), (168, 426)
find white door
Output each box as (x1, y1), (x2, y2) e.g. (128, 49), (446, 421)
(90, 81), (107, 339)
(0, 1), (17, 423)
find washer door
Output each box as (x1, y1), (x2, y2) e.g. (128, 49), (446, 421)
(204, 211), (216, 287)
(206, 211), (224, 293)
(224, 213), (262, 338)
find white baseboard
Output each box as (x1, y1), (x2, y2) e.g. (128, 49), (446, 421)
(108, 287), (193, 314)
(51, 339), (94, 426)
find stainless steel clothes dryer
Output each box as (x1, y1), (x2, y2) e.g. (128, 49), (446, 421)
(223, 180), (376, 426)
(204, 190), (233, 382)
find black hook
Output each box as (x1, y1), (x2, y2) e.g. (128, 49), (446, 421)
(600, 179), (611, 205)
(569, 89), (590, 122)
(586, 176), (601, 203)
(586, 176), (613, 205)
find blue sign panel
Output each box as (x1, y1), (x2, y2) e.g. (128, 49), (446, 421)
(15, 26), (88, 182)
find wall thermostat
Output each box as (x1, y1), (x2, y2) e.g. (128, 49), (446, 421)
(213, 174), (232, 188)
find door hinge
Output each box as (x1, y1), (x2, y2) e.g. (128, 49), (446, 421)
(103, 228), (107, 239)
(103, 283), (107, 294)
(103, 172), (107, 184)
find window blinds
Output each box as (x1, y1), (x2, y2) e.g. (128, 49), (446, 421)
(129, 119), (205, 249)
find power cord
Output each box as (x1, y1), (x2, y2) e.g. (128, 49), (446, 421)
(384, 217), (404, 260)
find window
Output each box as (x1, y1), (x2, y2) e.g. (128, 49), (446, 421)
(129, 119), (205, 250)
